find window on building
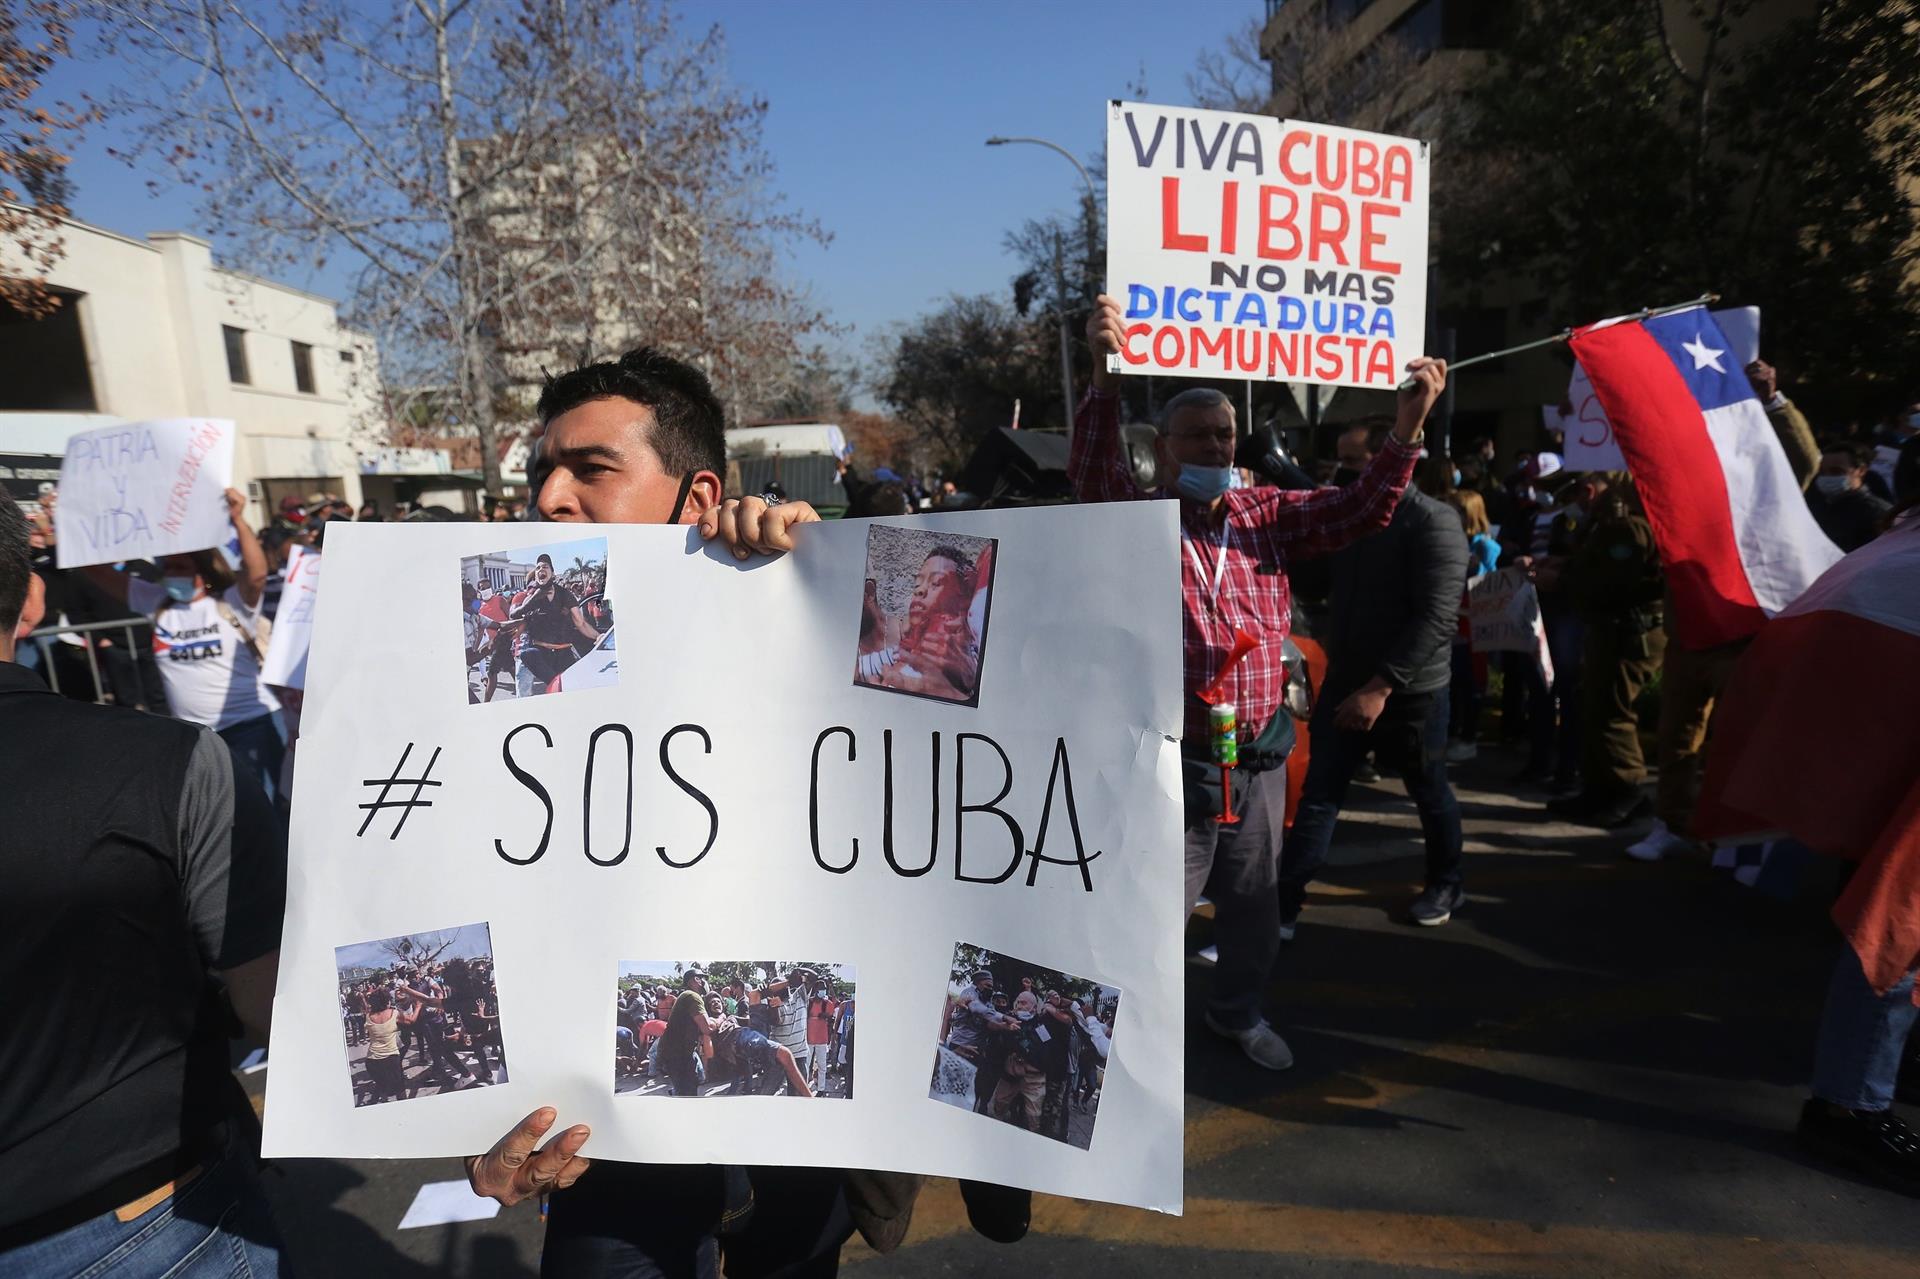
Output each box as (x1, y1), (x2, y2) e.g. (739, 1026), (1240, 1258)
(292, 340), (316, 393)
(340, 348), (356, 363)
(223, 325), (251, 384)
(0, 286), (98, 411)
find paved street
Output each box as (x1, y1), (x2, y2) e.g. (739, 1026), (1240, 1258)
(243, 746), (1920, 1276)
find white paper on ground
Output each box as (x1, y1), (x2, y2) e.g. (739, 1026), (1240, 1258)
(263, 504), (1187, 1214)
(54, 419), (235, 569)
(397, 1180), (502, 1229)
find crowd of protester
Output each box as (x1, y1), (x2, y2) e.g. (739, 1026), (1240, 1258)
(939, 967), (1114, 1144)
(339, 956), (508, 1106)
(615, 966), (851, 1099)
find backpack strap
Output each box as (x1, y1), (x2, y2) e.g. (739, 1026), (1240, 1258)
(213, 597), (269, 668)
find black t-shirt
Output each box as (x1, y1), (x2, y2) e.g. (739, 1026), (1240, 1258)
(518, 582), (582, 646)
(0, 661), (286, 1234)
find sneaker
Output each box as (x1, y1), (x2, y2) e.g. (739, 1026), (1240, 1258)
(1354, 760), (1381, 784)
(1202, 1012), (1295, 1071)
(1625, 818), (1691, 862)
(1796, 1099), (1920, 1196)
(1409, 883), (1465, 927)
(1546, 790), (1607, 820)
(1444, 740), (1478, 763)
(1277, 919), (1298, 944)
(1591, 791), (1654, 830)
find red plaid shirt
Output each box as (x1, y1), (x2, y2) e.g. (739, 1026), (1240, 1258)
(1069, 386), (1420, 747)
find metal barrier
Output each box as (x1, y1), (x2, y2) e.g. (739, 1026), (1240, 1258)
(24, 616), (155, 708)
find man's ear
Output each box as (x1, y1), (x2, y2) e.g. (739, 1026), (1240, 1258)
(678, 470), (725, 524)
(14, 571), (46, 642)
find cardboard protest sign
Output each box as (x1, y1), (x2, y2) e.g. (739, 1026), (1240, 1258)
(54, 419), (235, 569)
(1467, 567), (1554, 687)
(260, 545), (320, 689)
(1105, 100), (1428, 389)
(263, 504), (1186, 1214)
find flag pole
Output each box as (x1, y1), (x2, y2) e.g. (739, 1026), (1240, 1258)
(1399, 293), (1719, 389)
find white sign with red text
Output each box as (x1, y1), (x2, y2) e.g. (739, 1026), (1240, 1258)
(54, 418), (235, 569)
(1104, 100), (1429, 390)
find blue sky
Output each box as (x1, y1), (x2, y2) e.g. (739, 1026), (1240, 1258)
(43, 1), (1254, 381)
(335, 922), (495, 973)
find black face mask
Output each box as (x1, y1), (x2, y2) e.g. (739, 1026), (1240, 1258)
(1333, 466), (1364, 487)
(663, 471), (696, 525)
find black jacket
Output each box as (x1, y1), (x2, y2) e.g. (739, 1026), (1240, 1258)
(1318, 487), (1470, 702)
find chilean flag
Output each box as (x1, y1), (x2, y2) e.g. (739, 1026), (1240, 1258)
(1694, 517), (1920, 998)
(1568, 308), (1841, 650)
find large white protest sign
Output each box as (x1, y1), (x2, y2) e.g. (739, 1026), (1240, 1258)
(260, 545), (320, 689)
(54, 419), (235, 569)
(1105, 100), (1428, 390)
(264, 504), (1186, 1213)
(1467, 567), (1553, 687)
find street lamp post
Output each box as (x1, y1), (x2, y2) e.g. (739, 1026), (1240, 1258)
(986, 136), (1100, 445)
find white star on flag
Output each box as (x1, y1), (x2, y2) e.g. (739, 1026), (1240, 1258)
(1681, 334), (1726, 373)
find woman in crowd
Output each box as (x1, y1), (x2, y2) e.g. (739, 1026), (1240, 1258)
(361, 989), (415, 1105)
(77, 486), (284, 802)
(1445, 489), (1503, 762)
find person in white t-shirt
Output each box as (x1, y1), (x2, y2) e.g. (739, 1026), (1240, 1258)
(81, 488), (284, 804)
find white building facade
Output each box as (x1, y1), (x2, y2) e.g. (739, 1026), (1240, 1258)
(1, 216), (390, 524)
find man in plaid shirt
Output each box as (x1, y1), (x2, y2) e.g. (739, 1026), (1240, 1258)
(1070, 294), (1447, 1070)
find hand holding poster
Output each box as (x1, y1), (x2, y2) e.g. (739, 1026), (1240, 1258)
(54, 419), (236, 569)
(1104, 100), (1428, 389)
(264, 504), (1186, 1213)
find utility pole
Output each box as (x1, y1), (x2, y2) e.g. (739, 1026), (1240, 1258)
(1053, 229), (1074, 443)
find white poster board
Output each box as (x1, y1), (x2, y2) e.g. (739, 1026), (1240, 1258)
(1105, 100), (1429, 390)
(260, 545), (320, 689)
(54, 419), (235, 568)
(263, 505), (1187, 1214)
(1467, 567), (1554, 687)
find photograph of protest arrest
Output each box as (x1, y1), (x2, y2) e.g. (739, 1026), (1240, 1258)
(335, 923), (509, 1108)
(614, 961), (856, 1099)
(931, 941), (1119, 1149)
(460, 535), (614, 703)
(853, 525), (996, 707)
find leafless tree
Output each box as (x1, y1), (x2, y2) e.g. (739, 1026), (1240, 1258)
(91, 0), (829, 487)
(378, 930), (460, 967)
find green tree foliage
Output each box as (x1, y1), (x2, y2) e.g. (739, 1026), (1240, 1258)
(1444, 0), (1920, 425)
(876, 294), (1064, 466)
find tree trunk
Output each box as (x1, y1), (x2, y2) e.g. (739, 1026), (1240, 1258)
(429, 0), (504, 495)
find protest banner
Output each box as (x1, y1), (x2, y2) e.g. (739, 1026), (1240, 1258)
(260, 544), (320, 689)
(1104, 100), (1428, 389)
(1468, 566), (1554, 687)
(53, 419), (235, 569)
(263, 503), (1187, 1213)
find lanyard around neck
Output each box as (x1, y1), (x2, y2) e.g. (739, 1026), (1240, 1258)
(1181, 525), (1230, 606)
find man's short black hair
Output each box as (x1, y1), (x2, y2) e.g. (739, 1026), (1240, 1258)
(0, 499), (29, 634)
(535, 346), (727, 477)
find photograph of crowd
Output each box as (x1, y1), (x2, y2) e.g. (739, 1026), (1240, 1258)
(854, 526), (996, 707)
(335, 923), (509, 1108)
(614, 961), (855, 1100)
(460, 536), (614, 703)
(931, 941), (1118, 1150)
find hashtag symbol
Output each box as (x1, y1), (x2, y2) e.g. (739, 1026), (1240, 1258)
(356, 742), (443, 840)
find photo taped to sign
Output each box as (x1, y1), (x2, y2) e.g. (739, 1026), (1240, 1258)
(855, 525), (996, 708)
(932, 940), (1119, 1151)
(1105, 100), (1429, 391)
(334, 922), (508, 1108)
(615, 960), (856, 1099)
(461, 536), (614, 704)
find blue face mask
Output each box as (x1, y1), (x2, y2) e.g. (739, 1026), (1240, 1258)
(162, 575), (198, 603)
(1173, 464), (1233, 504)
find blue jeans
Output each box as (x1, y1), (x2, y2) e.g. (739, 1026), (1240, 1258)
(1281, 684), (1463, 920)
(2, 1136), (284, 1277)
(218, 713), (286, 807)
(1810, 946), (1919, 1111)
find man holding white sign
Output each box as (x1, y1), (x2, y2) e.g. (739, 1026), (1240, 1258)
(1072, 292), (1446, 1070)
